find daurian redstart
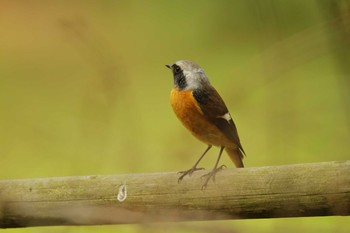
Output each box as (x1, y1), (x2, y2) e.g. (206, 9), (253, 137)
(166, 60), (245, 188)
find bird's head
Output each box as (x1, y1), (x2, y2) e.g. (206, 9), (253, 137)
(166, 60), (210, 91)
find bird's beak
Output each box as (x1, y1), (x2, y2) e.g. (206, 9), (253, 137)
(165, 64), (172, 69)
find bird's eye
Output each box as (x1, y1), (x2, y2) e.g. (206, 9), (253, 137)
(174, 65), (181, 74)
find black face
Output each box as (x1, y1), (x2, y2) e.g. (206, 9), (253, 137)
(173, 64), (181, 74)
(168, 64), (187, 90)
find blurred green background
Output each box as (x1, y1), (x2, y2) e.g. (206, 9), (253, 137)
(1, 0), (349, 232)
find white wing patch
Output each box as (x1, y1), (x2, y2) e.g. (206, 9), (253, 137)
(218, 112), (232, 123)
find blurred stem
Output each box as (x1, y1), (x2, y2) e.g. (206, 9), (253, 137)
(318, 0), (350, 131)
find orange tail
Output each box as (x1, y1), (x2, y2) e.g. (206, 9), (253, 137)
(225, 147), (244, 168)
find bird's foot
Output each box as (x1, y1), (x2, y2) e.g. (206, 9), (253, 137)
(201, 164), (226, 189)
(178, 166), (205, 183)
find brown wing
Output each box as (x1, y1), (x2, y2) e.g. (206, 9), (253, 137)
(192, 85), (245, 155)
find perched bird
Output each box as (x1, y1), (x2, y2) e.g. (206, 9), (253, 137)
(166, 60), (245, 188)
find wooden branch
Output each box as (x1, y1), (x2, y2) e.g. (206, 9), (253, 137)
(1, 161), (349, 228)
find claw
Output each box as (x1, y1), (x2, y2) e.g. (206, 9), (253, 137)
(178, 167), (205, 183)
(201, 164), (226, 189)
(177, 145), (212, 184)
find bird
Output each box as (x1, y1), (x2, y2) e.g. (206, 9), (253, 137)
(166, 60), (245, 189)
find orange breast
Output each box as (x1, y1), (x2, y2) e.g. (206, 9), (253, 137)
(170, 88), (230, 146)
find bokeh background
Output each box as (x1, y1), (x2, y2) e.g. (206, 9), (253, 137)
(1, 0), (349, 232)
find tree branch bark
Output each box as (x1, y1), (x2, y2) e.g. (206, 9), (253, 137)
(1, 161), (349, 228)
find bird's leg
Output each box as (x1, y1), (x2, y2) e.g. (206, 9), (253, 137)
(201, 146), (225, 189)
(178, 145), (212, 183)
